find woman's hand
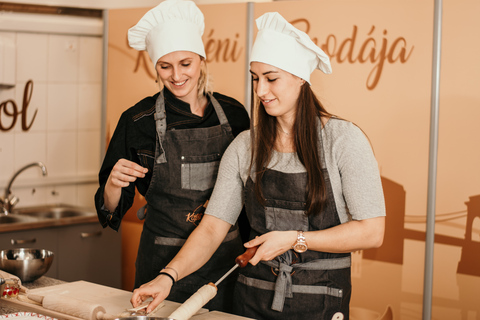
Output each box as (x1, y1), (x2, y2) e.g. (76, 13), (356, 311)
(104, 159), (147, 212)
(242, 216), (385, 265)
(107, 158), (147, 188)
(130, 215), (231, 313)
(130, 274), (173, 314)
(243, 231), (297, 265)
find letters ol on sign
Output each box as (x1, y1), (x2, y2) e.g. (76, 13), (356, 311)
(0, 80), (37, 132)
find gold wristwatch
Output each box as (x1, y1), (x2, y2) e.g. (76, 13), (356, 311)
(292, 230), (308, 253)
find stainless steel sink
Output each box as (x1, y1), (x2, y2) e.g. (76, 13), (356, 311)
(13, 204), (95, 219)
(0, 214), (39, 224)
(0, 204), (98, 232)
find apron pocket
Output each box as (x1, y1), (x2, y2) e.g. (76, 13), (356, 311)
(265, 207), (309, 231)
(136, 150), (155, 171)
(181, 161), (220, 191)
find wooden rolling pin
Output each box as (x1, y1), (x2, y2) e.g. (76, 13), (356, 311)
(28, 293), (118, 320)
(168, 246), (259, 320)
(168, 283), (217, 320)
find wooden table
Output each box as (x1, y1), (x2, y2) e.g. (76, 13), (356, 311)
(0, 277), (254, 319)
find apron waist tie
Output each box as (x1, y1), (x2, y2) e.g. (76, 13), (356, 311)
(270, 262), (293, 312)
(260, 256), (351, 312)
(237, 274), (344, 308)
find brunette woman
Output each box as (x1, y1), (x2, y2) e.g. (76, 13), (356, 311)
(130, 12), (385, 320)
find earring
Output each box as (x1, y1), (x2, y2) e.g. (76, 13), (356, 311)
(155, 79), (158, 83)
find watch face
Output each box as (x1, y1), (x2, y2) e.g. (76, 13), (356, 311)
(294, 243), (307, 253)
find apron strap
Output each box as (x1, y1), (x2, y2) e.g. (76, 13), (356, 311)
(154, 228), (240, 246)
(153, 91), (233, 164)
(154, 91), (167, 164)
(208, 93), (232, 136)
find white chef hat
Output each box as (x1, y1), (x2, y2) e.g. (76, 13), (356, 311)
(250, 12), (332, 84)
(128, 0), (206, 67)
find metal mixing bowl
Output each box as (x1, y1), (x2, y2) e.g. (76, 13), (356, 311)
(0, 248), (54, 282)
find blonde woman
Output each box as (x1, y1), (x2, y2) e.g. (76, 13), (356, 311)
(94, 0), (249, 313)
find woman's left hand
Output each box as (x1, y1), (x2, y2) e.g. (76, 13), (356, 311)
(130, 274), (173, 313)
(243, 231), (297, 265)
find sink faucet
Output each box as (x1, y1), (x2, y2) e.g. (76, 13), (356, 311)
(1, 162), (48, 215)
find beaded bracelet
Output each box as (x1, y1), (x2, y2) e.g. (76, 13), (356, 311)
(159, 272), (175, 285)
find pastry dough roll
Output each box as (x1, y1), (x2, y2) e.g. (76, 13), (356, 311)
(168, 283), (217, 320)
(41, 294), (106, 320)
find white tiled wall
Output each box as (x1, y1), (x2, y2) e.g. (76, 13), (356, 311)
(0, 21), (103, 209)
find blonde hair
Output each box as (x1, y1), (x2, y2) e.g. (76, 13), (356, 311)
(198, 57), (212, 98)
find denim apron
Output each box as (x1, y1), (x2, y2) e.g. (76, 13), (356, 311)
(135, 90), (243, 313)
(234, 132), (352, 319)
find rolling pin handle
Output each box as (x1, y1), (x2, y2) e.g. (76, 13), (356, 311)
(96, 310), (117, 320)
(235, 245), (259, 268)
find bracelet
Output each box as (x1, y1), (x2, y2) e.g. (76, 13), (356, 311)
(163, 267), (179, 281)
(159, 272), (175, 285)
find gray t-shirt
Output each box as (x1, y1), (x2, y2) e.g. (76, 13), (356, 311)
(205, 117), (386, 225)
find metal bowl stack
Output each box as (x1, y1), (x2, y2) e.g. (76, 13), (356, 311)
(0, 248), (54, 282)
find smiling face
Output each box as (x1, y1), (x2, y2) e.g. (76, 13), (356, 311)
(156, 51), (204, 105)
(250, 62), (305, 121)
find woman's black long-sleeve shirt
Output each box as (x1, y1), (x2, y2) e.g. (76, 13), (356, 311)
(94, 89), (250, 231)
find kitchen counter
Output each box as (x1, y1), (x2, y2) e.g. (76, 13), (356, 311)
(0, 276), (65, 315)
(0, 278), (255, 320)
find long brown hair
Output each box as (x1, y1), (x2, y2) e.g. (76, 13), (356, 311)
(249, 84), (333, 216)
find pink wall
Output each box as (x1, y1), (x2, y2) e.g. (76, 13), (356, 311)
(107, 1), (480, 318)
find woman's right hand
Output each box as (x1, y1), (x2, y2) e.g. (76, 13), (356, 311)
(104, 159), (148, 212)
(243, 231), (297, 265)
(131, 274), (174, 314)
(107, 158), (148, 188)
